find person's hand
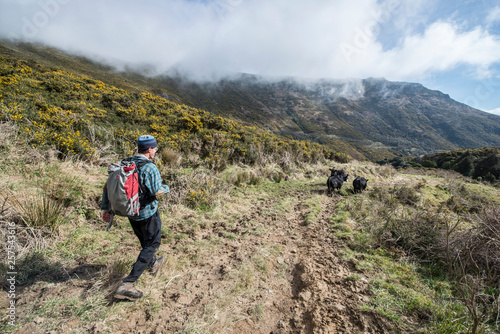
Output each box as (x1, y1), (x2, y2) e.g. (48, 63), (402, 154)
(102, 210), (111, 223)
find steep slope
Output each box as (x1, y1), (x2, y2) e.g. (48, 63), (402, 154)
(158, 76), (500, 160)
(0, 40), (360, 161)
(0, 43), (346, 166)
(359, 79), (500, 154)
(2, 40), (499, 161)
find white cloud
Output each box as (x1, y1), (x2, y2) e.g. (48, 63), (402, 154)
(487, 107), (500, 116)
(0, 0), (499, 83)
(380, 22), (500, 80)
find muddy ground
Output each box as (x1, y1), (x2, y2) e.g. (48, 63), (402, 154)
(8, 181), (394, 334)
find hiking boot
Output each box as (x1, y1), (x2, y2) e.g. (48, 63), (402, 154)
(114, 282), (143, 301)
(149, 256), (166, 276)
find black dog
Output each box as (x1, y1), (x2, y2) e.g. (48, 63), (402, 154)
(327, 169), (348, 195)
(353, 176), (368, 193)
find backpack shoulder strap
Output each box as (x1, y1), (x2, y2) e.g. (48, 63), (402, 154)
(119, 157), (154, 196)
(121, 157), (152, 169)
(122, 156), (134, 164)
(134, 160), (155, 205)
(135, 160), (152, 169)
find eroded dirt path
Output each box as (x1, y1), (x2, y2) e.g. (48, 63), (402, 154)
(13, 181), (392, 333)
(280, 192), (390, 334)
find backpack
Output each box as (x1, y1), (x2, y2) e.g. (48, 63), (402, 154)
(105, 158), (151, 218)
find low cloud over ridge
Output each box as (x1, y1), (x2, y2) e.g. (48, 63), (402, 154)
(1, 0), (499, 85)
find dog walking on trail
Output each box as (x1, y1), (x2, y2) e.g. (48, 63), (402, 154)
(100, 135), (170, 300)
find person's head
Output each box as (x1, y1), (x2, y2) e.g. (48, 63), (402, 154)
(137, 135), (158, 158)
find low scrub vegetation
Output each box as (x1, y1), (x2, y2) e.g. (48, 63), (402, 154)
(334, 168), (500, 333)
(1, 120), (499, 332)
(0, 55), (347, 168)
(1, 45), (499, 333)
(383, 147), (500, 185)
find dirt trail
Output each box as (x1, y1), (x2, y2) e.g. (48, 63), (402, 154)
(282, 193), (390, 334)
(13, 183), (392, 334)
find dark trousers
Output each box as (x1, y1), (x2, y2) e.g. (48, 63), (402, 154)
(123, 211), (162, 283)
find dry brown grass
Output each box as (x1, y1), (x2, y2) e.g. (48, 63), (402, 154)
(159, 147), (183, 168)
(450, 206), (500, 280)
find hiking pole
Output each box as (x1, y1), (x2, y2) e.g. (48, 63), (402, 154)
(106, 213), (114, 231)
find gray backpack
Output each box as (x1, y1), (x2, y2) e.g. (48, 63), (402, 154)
(106, 159), (151, 217)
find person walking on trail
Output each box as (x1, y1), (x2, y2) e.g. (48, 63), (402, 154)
(100, 135), (169, 301)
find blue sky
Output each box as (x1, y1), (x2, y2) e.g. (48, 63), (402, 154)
(1, 0), (499, 115)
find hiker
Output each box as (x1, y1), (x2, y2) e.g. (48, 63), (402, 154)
(100, 135), (170, 300)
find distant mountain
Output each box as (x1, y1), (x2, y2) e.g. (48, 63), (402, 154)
(155, 75), (500, 160)
(3, 40), (499, 161)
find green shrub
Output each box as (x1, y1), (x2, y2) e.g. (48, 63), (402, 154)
(453, 155), (474, 177)
(422, 160), (437, 168)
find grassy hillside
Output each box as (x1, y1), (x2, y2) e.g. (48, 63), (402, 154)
(1, 120), (500, 333)
(0, 42), (158, 93)
(0, 41), (348, 167)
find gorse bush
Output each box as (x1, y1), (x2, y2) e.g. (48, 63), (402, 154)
(0, 56), (345, 168)
(410, 147), (500, 184)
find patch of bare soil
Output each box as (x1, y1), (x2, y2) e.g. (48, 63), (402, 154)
(11, 183), (393, 333)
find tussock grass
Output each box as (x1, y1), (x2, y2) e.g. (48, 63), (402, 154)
(159, 146), (183, 168)
(162, 167), (228, 211)
(3, 185), (65, 231)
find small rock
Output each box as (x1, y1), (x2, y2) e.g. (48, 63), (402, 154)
(299, 290), (312, 301)
(333, 303), (346, 312)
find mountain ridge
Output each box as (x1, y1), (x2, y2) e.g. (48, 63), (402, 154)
(2, 40), (499, 161)
(155, 74), (500, 160)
